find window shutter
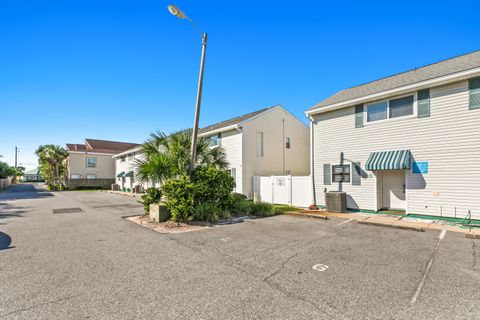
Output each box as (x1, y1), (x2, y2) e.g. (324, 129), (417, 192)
(323, 164), (331, 185)
(355, 104), (364, 128)
(417, 89), (430, 118)
(352, 162), (361, 186)
(469, 77), (480, 110)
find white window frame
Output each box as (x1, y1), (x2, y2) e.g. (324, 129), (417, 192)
(86, 157), (97, 168)
(365, 93), (416, 125)
(256, 131), (264, 157)
(86, 174), (97, 180)
(70, 174), (81, 179)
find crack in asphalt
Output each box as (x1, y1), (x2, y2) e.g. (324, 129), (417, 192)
(263, 252), (299, 281)
(472, 240), (477, 270)
(0, 295), (78, 318)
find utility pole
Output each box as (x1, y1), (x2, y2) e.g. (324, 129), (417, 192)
(15, 146), (18, 168)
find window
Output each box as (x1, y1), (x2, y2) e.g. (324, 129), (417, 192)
(86, 174), (97, 179)
(70, 174), (81, 179)
(285, 137), (291, 149)
(86, 157), (97, 168)
(367, 101), (388, 122)
(366, 95), (414, 122)
(120, 156), (126, 163)
(229, 168), (236, 180)
(469, 77), (480, 110)
(389, 96), (414, 118)
(256, 131), (264, 157)
(417, 89), (430, 118)
(209, 133), (221, 146)
(332, 165), (350, 183)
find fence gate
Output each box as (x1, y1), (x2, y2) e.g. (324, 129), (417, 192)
(253, 175), (312, 208)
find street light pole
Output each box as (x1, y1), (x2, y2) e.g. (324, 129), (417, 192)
(190, 32), (207, 167)
(167, 4), (207, 169)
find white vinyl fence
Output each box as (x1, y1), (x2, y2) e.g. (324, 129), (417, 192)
(253, 175), (313, 208)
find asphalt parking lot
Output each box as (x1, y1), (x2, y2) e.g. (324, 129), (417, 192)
(1, 184), (479, 319)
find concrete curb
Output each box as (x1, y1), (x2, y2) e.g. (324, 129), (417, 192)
(357, 220), (425, 232)
(288, 212), (329, 220)
(466, 233), (480, 239)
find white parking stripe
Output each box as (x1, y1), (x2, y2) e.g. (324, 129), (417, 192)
(410, 230), (447, 305)
(337, 218), (353, 226)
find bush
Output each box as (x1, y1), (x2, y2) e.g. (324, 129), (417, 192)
(191, 166), (235, 210)
(231, 199), (254, 216)
(162, 176), (194, 222)
(140, 187), (162, 213)
(251, 202), (274, 217)
(232, 192), (247, 202)
(192, 202), (221, 222)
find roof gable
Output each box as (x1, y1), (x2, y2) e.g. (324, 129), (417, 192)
(309, 50), (480, 112)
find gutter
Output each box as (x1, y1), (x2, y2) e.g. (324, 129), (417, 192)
(306, 66), (480, 116)
(198, 124), (241, 137)
(308, 115), (317, 205)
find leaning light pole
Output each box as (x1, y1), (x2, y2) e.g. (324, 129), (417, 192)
(167, 4), (207, 169)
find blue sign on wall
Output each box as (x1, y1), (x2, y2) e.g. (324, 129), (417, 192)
(412, 161), (428, 174)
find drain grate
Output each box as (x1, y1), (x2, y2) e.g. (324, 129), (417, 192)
(52, 207), (84, 214)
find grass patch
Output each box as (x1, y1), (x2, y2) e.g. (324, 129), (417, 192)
(273, 204), (301, 214)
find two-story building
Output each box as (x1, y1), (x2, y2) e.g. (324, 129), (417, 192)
(112, 146), (148, 192)
(65, 139), (139, 189)
(199, 105), (310, 198)
(306, 51), (480, 220)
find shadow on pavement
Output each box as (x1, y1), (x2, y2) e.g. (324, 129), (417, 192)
(0, 183), (53, 201)
(0, 231), (12, 250)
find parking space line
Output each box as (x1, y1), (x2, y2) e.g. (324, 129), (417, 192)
(410, 230), (447, 306)
(337, 218), (353, 226)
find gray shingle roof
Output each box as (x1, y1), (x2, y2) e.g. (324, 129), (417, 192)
(199, 106), (274, 134)
(309, 50), (480, 111)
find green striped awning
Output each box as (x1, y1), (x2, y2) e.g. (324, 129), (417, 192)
(116, 171), (125, 177)
(124, 171), (134, 178)
(365, 150), (411, 171)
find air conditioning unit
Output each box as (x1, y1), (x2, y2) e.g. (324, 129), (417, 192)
(111, 184), (120, 191)
(325, 191), (347, 213)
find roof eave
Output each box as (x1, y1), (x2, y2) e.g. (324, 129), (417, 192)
(306, 66), (480, 116)
(198, 124), (241, 137)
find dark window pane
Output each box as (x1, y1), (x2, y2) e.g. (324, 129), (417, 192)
(367, 101), (387, 122)
(390, 95), (414, 118)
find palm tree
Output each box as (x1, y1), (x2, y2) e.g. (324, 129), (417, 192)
(135, 130), (228, 186)
(35, 145), (69, 184)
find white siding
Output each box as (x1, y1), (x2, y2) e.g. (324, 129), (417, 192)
(313, 80), (480, 219)
(219, 129), (243, 193)
(242, 107), (310, 198)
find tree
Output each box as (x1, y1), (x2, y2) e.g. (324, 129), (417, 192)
(135, 130), (228, 186)
(35, 145), (68, 184)
(0, 161), (16, 179)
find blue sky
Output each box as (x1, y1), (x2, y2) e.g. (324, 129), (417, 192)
(1, 0), (479, 169)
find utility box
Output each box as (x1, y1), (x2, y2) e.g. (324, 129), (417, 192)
(325, 191), (347, 213)
(111, 184), (120, 191)
(133, 185), (143, 194)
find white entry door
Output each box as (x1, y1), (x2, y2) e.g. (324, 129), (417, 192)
(382, 170), (406, 210)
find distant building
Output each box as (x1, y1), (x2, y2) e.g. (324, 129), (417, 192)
(65, 139), (139, 189)
(23, 168), (43, 182)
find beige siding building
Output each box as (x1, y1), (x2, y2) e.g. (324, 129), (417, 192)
(65, 139), (139, 188)
(306, 51), (480, 220)
(199, 105), (310, 198)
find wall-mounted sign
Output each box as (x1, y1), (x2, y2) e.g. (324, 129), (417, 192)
(412, 161), (428, 174)
(276, 179), (285, 186)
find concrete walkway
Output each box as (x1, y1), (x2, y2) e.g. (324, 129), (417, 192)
(290, 210), (480, 237)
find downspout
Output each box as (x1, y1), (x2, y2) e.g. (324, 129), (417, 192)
(308, 115), (317, 205)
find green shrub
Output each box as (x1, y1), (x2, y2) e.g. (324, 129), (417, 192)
(232, 192), (247, 202)
(192, 202), (221, 222)
(231, 199), (254, 216)
(251, 202), (274, 217)
(162, 176), (194, 222)
(140, 187), (162, 213)
(191, 166), (235, 210)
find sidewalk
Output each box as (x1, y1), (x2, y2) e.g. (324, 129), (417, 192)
(289, 210), (480, 238)
(104, 190), (143, 198)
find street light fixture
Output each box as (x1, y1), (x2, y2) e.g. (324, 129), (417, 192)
(167, 4), (207, 169)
